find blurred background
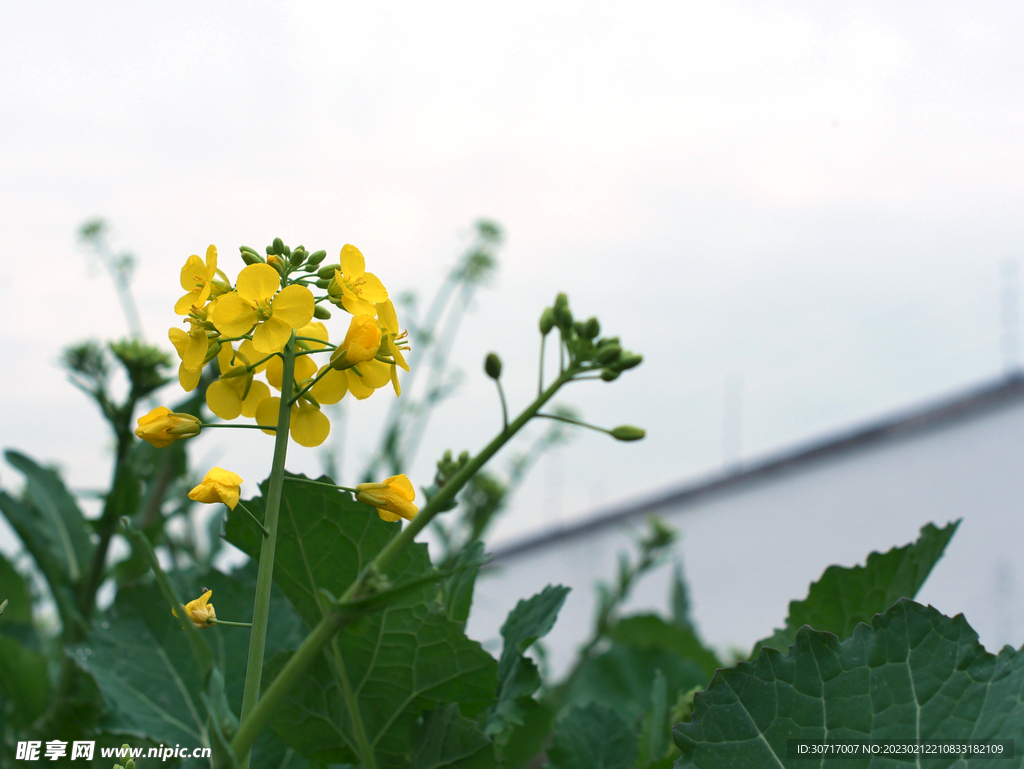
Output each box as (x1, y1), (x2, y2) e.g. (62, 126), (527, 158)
(2, 1), (1023, 655)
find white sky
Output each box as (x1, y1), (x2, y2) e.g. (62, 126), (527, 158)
(1, 1), (1023, 556)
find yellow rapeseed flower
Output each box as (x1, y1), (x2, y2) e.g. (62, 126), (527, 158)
(330, 314), (382, 371)
(356, 475), (418, 522)
(212, 264), (315, 354)
(205, 343), (272, 420)
(329, 245), (388, 316)
(135, 407), (201, 448)
(174, 245), (219, 315)
(173, 590), (217, 629)
(188, 467), (243, 510)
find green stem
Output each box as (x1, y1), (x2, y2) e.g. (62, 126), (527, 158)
(535, 413), (613, 435)
(234, 501), (270, 537)
(284, 477), (359, 494)
(344, 367), (576, 601)
(289, 365), (332, 405)
(210, 619), (253, 628)
(231, 611), (349, 761)
(237, 332), (297, 769)
(330, 635), (378, 769)
(539, 334), (547, 395)
(495, 380), (509, 431)
(199, 422), (277, 431)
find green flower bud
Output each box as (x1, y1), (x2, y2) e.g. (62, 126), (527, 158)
(308, 249), (327, 264)
(610, 425), (645, 441)
(583, 317), (601, 339)
(290, 247), (306, 265)
(600, 368), (621, 382)
(272, 237), (285, 255)
(553, 293), (573, 330)
(485, 352), (502, 379)
(572, 320), (587, 337)
(318, 263), (341, 279)
(612, 353), (643, 371)
(316, 278), (331, 289)
(240, 250), (264, 266)
(596, 344), (622, 364)
(313, 304), (332, 319)
(539, 307), (555, 335)
(125, 760), (135, 769)
(282, 244), (292, 257)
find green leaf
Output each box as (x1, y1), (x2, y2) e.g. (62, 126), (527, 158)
(562, 642), (706, 724)
(753, 520), (960, 655)
(4, 450), (95, 583)
(637, 669), (669, 767)
(674, 599), (1024, 767)
(607, 614), (720, 681)
(547, 703), (637, 769)
(225, 476), (498, 769)
(488, 585), (570, 734)
(412, 704), (496, 769)
(0, 635), (50, 725)
(499, 699), (554, 769)
(0, 552), (33, 626)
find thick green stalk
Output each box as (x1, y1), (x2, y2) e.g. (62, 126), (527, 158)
(237, 333), (296, 769)
(231, 610), (349, 761)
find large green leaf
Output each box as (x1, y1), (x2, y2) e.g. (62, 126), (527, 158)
(4, 450), (95, 584)
(608, 615), (720, 681)
(225, 476), (498, 769)
(562, 642), (706, 723)
(674, 599), (1024, 768)
(0, 635), (50, 726)
(412, 704), (495, 769)
(488, 584), (570, 735)
(754, 520), (960, 655)
(547, 703), (637, 769)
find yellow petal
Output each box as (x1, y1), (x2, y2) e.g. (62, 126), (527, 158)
(212, 292), (259, 338)
(266, 354), (317, 390)
(253, 316), (293, 354)
(296, 322), (329, 350)
(340, 295), (378, 317)
(376, 300), (400, 334)
(206, 380), (243, 420)
(391, 364), (401, 396)
(216, 343), (236, 376)
(179, 363), (201, 392)
(180, 254), (206, 292)
(205, 244), (218, 277)
(271, 285), (315, 329)
(311, 366), (348, 405)
(169, 327), (189, 359)
(236, 263), (281, 302)
(339, 244), (365, 278)
(241, 381), (271, 418)
(290, 403), (330, 447)
(174, 292), (200, 315)
(377, 509), (403, 522)
(183, 331), (208, 371)
(238, 339), (269, 373)
(255, 397), (280, 435)
(384, 474), (415, 501)
(358, 271), (389, 303)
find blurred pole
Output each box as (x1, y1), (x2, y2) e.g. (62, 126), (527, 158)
(1000, 259), (1020, 377)
(723, 373), (743, 472)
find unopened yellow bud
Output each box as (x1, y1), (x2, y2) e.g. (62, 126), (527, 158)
(330, 315), (383, 371)
(135, 408), (201, 448)
(355, 475), (418, 522)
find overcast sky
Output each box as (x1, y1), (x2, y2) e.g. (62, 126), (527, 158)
(2, 1), (1023, 558)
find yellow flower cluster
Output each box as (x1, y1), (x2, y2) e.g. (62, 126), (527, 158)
(146, 243), (410, 448)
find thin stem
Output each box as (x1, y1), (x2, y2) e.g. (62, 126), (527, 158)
(539, 334), (547, 396)
(495, 380), (509, 432)
(296, 336), (336, 348)
(234, 501), (270, 537)
(284, 477), (359, 494)
(238, 332), (297, 769)
(210, 619), (253, 628)
(199, 422), (276, 431)
(330, 635), (378, 769)
(535, 413), (612, 435)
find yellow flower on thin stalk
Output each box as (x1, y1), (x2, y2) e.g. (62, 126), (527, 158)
(255, 396), (331, 447)
(173, 589), (216, 629)
(135, 407), (201, 448)
(356, 474), (418, 522)
(212, 263), (315, 354)
(330, 314), (382, 371)
(188, 467), (243, 510)
(328, 245), (388, 316)
(205, 343), (272, 420)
